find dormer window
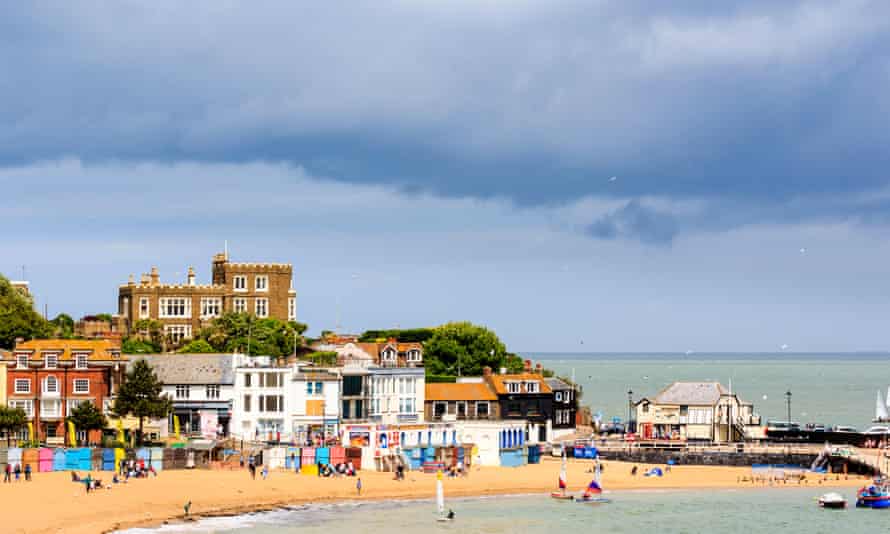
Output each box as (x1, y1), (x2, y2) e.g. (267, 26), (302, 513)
(75, 354), (88, 369)
(407, 349), (422, 362)
(45, 354), (58, 369)
(506, 382), (520, 394)
(382, 348), (396, 361)
(525, 381), (539, 393)
(16, 354), (28, 369)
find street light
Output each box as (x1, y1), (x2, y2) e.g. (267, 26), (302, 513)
(627, 389), (633, 434)
(785, 390), (792, 424)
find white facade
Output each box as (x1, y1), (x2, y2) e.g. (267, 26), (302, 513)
(368, 367), (425, 425)
(457, 421), (528, 466)
(290, 370), (341, 444)
(231, 363), (291, 441)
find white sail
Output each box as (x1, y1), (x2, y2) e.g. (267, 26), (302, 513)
(885, 387), (890, 411)
(595, 459), (601, 487)
(877, 390), (889, 421)
(436, 472), (445, 516)
(559, 448), (567, 489)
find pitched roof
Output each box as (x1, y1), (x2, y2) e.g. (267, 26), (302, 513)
(426, 382), (497, 401)
(486, 373), (552, 395)
(545, 377), (573, 391)
(134, 354), (234, 385)
(652, 382), (730, 406)
(11, 339), (123, 361)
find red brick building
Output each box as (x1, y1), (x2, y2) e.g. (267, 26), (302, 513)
(2, 339), (126, 444)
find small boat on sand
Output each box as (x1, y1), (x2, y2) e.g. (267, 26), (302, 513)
(551, 447), (573, 500)
(818, 492), (847, 509)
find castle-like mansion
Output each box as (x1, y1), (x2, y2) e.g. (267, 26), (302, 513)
(118, 253), (296, 343)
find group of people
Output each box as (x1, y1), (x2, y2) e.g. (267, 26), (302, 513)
(318, 461), (357, 477)
(445, 460), (466, 478)
(3, 463), (32, 482)
(120, 458), (158, 479)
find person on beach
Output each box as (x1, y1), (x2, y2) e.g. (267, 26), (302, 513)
(249, 463), (256, 480)
(3, 463), (10, 483)
(261, 465), (268, 480)
(356, 477), (362, 496)
(24, 463), (31, 481)
(14, 463), (21, 482)
(184, 501), (192, 517)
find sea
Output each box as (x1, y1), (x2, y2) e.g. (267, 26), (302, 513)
(123, 352), (890, 533)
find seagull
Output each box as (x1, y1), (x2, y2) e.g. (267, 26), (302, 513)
(608, 176), (618, 182)
(780, 344), (789, 351)
(762, 395), (768, 400)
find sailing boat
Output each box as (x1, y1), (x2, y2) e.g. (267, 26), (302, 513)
(551, 446), (573, 500)
(575, 459), (610, 504)
(875, 390), (890, 423)
(435, 470), (453, 522)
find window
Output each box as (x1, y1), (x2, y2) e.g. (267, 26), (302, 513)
(67, 398), (87, 414)
(73, 379), (90, 394)
(176, 385), (190, 399)
(343, 375), (363, 396)
(255, 298), (268, 318)
(382, 348), (396, 361)
(287, 297), (297, 321)
(398, 397), (415, 414)
(260, 395), (283, 412)
(307, 381), (324, 395)
(206, 384), (220, 399)
(255, 275), (268, 292)
(244, 373), (252, 387)
(506, 382), (520, 394)
(16, 354), (28, 368)
(200, 297), (222, 318)
(642, 402), (650, 413)
(43, 376), (59, 394)
(407, 349), (422, 362)
(507, 401), (521, 416)
(233, 297), (247, 313)
(476, 402), (490, 417)
(434, 402), (447, 418)
(75, 354), (88, 369)
(233, 275), (247, 291)
(165, 325), (192, 344)
(159, 297), (191, 318)
(40, 399), (61, 418)
(45, 353), (58, 369)
(14, 379), (31, 394)
(457, 401), (467, 417)
(243, 394), (252, 412)
(260, 373), (281, 388)
(9, 400), (33, 417)
(526, 381), (539, 393)
(555, 391), (563, 402)
(139, 297), (150, 318)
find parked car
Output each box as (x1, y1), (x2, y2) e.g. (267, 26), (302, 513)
(831, 425), (858, 433)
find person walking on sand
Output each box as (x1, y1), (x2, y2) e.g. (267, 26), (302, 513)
(3, 463), (10, 483)
(261, 465), (268, 480)
(24, 463), (32, 481)
(14, 463), (21, 482)
(356, 477), (362, 496)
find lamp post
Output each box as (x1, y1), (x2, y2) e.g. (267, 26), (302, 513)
(785, 390), (792, 425)
(627, 389), (633, 434)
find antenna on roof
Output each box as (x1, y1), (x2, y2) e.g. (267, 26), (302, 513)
(22, 264), (26, 280)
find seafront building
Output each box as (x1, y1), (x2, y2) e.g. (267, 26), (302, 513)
(484, 365), (554, 443)
(2, 338), (127, 444)
(634, 381), (762, 442)
(136, 353), (236, 437)
(547, 377), (579, 439)
(117, 252), (297, 345)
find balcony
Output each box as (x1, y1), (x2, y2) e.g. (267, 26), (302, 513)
(397, 414), (419, 423)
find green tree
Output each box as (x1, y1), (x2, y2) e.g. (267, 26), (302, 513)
(359, 328), (435, 343)
(0, 274), (52, 349)
(0, 405), (28, 446)
(112, 359), (172, 445)
(50, 313), (75, 338)
(179, 339), (215, 353)
(66, 401), (108, 445)
(134, 319), (164, 348)
(121, 337), (160, 354)
(94, 313), (113, 323)
(198, 312), (308, 358)
(423, 321), (523, 376)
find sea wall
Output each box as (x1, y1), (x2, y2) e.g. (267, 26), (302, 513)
(597, 448), (876, 475)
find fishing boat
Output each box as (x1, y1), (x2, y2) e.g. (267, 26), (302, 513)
(575, 459), (610, 504)
(855, 481), (890, 509)
(818, 492), (847, 509)
(435, 471), (454, 522)
(550, 447), (573, 500)
(874, 390), (890, 423)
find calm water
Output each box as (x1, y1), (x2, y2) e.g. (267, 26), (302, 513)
(532, 352), (890, 429)
(123, 490), (885, 533)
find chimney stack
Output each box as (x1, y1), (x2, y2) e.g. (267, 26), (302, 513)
(150, 266), (159, 286)
(140, 273), (150, 286)
(483, 366), (492, 377)
(524, 359), (532, 372)
(535, 363), (543, 374)
(187, 266), (196, 286)
(499, 367), (507, 375)
(128, 274), (135, 287)
(14, 337), (24, 348)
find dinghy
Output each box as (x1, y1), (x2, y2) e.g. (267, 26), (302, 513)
(575, 459), (610, 504)
(550, 446), (573, 500)
(818, 492), (847, 509)
(435, 471), (454, 522)
(875, 390), (890, 423)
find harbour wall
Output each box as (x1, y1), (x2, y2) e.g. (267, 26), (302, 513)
(597, 449), (877, 475)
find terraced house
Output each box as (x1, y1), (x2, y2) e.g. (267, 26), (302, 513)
(2, 338), (127, 444)
(117, 252), (297, 345)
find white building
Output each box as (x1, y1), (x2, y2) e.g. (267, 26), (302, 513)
(368, 366), (425, 426)
(231, 356), (291, 441)
(290, 368), (341, 445)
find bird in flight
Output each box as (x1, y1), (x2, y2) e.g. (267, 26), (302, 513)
(609, 176), (618, 182)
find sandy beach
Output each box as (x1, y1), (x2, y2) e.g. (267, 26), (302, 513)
(0, 459), (869, 534)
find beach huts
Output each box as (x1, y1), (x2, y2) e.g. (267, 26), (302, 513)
(634, 381), (762, 442)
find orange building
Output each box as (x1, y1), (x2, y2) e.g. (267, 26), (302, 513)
(2, 339), (126, 444)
